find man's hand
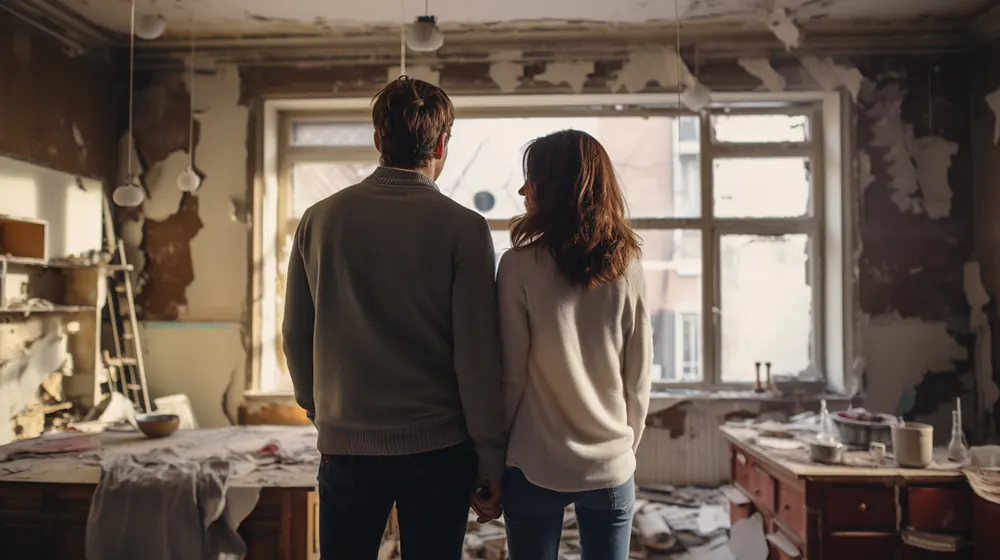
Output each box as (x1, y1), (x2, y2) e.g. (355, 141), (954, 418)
(470, 478), (502, 523)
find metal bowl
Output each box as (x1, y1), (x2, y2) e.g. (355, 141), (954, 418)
(808, 439), (845, 464)
(832, 411), (897, 449)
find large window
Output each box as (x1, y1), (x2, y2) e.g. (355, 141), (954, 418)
(263, 97), (837, 392)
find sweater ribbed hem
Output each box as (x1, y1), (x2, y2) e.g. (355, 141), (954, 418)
(365, 166), (439, 190)
(316, 415), (470, 456)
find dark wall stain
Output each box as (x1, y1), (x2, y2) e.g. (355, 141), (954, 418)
(238, 65), (388, 104)
(136, 194), (203, 320)
(646, 404), (688, 439)
(855, 56), (974, 323)
(970, 38), (1000, 437)
(0, 12), (116, 183)
(132, 71), (201, 172)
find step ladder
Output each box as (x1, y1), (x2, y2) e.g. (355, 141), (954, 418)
(102, 239), (151, 413)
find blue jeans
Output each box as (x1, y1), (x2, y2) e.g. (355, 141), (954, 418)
(502, 467), (635, 560)
(317, 441), (477, 559)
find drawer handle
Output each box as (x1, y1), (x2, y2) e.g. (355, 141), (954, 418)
(859, 503), (867, 513)
(783, 504), (791, 511)
(754, 488), (761, 496)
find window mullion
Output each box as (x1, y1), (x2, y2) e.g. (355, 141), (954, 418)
(699, 112), (718, 389)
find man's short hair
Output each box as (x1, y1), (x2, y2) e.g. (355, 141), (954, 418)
(371, 77), (454, 169)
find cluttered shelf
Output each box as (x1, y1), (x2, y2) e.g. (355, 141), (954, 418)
(0, 254), (132, 271)
(0, 303), (97, 314)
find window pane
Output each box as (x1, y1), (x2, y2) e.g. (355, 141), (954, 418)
(711, 115), (809, 143)
(713, 157), (811, 218)
(437, 116), (700, 220)
(720, 234), (812, 383)
(641, 229), (703, 383)
(291, 162), (378, 217)
(291, 121), (375, 147)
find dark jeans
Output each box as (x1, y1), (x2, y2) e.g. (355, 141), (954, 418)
(503, 467), (635, 560)
(317, 441), (477, 560)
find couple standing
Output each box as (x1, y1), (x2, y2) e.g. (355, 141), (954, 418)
(283, 76), (653, 560)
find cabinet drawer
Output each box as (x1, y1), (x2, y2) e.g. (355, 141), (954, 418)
(901, 545), (973, 560)
(826, 486), (896, 530)
(749, 465), (776, 513)
(907, 487), (971, 533)
(824, 533), (896, 558)
(776, 482), (806, 541)
(734, 448), (752, 491)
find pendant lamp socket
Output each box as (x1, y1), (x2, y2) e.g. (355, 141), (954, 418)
(136, 15), (167, 40)
(406, 15), (444, 52)
(112, 181), (145, 207)
(176, 167), (202, 192)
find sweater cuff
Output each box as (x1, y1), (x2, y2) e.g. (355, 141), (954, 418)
(476, 448), (506, 480)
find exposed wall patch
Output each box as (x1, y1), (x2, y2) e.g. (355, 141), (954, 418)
(610, 46), (693, 94)
(986, 87), (1000, 145)
(737, 58), (787, 92)
(965, 261), (999, 437)
(535, 61), (594, 93)
(801, 57), (864, 103)
(867, 84), (957, 219)
(387, 64), (439, 85)
(858, 151), (874, 193)
(489, 51), (523, 93)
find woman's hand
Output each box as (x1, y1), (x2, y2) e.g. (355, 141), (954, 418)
(470, 478), (503, 523)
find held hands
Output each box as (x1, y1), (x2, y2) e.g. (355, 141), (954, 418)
(470, 478), (502, 523)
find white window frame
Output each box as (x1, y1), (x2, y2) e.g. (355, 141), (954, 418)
(252, 92), (852, 395)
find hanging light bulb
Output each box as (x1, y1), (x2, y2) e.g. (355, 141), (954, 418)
(176, 167), (201, 192)
(136, 15), (167, 40)
(176, 31), (201, 193)
(113, 181), (145, 207)
(406, 15), (443, 52)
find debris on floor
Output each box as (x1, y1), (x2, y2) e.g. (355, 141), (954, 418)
(380, 486), (734, 559)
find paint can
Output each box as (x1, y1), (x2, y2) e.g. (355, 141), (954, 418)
(892, 422), (934, 468)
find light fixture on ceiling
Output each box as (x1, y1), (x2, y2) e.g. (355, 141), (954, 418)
(136, 14), (167, 40)
(113, 0), (145, 208)
(176, 32), (202, 193)
(406, 0), (443, 52)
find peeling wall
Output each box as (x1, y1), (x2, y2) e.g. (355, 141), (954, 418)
(854, 55), (977, 440)
(971, 37), (1000, 439)
(0, 12), (115, 182)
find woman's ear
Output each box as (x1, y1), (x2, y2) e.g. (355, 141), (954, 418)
(373, 130), (380, 152)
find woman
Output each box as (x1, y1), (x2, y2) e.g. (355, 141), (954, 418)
(497, 129), (653, 559)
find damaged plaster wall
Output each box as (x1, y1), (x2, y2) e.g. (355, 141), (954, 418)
(122, 39), (981, 447)
(0, 12), (115, 183)
(971, 37), (1000, 438)
(854, 56), (977, 441)
(121, 65), (247, 427)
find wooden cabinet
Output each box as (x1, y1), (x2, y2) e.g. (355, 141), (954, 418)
(722, 426), (988, 560)
(0, 482), (319, 560)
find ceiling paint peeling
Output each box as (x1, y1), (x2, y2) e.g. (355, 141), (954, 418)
(52, 0), (989, 36)
(737, 57), (786, 92)
(985, 87), (1000, 145)
(534, 61), (594, 94)
(867, 83), (958, 219)
(389, 65), (440, 85)
(800, 56), (864, 103)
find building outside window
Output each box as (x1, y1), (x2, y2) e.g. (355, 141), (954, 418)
(262, 98), (830, 393)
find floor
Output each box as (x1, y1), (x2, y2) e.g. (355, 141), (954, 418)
(379, 486), (733, 559)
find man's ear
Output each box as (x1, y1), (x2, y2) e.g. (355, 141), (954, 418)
(435, 134), (446, 159)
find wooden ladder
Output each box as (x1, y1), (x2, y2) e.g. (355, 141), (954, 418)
(102, 239), (151, 413)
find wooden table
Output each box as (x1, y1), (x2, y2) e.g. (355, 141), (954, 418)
(0, 426), (320, 560)
(721, 425), (985, 559)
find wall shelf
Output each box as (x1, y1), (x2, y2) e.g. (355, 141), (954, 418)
(0, 255), (131, 272)
(0, 304), (97, 315)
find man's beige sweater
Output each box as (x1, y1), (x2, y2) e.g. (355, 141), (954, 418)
(498, 247), (653, 492)
(283, 166), (506, 479)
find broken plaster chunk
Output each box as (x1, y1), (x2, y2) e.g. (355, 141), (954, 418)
(489, 51), (523, 94)
(738, 57), (787, 93)
(611, 47), (693, 94)
(681, 80), (712, 112)
(766, 7), (802, 51)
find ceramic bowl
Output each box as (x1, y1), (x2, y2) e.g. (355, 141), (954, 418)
(136, 413), (180, 438)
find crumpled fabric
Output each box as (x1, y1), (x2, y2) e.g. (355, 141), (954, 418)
(85, 451), (247, 560)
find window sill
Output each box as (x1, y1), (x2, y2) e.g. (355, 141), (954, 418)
(649, 388), (854, 414)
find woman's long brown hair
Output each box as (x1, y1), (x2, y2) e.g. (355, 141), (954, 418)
(510, 129), (641, 288)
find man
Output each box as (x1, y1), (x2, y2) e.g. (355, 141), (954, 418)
(283, 76), (505, 559)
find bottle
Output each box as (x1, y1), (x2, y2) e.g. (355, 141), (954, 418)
(948, 409), (970, 464)
(819, 399), (839, 444)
